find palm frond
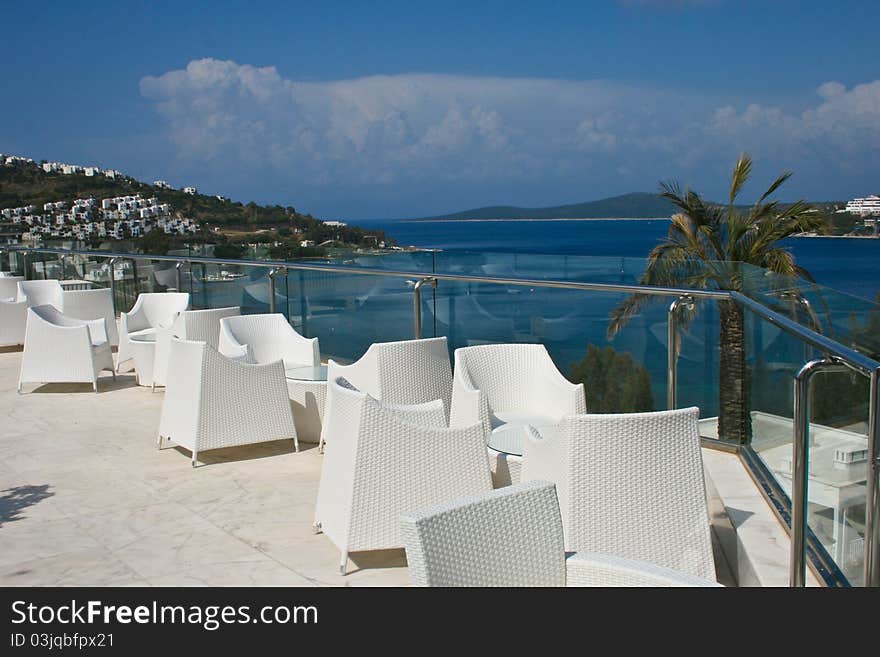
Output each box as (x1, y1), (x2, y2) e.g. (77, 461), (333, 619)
(729, 152), (752, 205)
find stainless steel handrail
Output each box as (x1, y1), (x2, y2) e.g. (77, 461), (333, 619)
(6, 245), (880, 586)
(667, 295), (695, 410)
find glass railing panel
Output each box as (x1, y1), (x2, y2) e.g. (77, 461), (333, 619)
(744, 302), (870, 586)
(283, 269), (426, 363)
(186, 262), (274, 315)
(426, 279), (719, 417)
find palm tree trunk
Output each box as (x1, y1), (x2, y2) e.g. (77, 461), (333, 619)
(718, 299), (752, 443)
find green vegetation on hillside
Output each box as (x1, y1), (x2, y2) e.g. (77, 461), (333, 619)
(0, 160), (388, 248)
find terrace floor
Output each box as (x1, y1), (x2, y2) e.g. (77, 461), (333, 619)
(0, 347), (736, 587)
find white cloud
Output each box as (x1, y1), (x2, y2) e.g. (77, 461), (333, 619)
(140, 59), (880, 216)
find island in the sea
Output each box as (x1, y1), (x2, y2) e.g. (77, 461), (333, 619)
(409, 192), (675, 221)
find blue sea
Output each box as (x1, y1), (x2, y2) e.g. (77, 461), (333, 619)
(193, 217), (879, 418)
(358, 218), (880, 301)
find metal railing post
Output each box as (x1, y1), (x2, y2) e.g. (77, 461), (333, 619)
(866, 369), (880, 587)
(413, 277), (437, 339)
(791, 357), (848, 586)
(108, 257), (120, 315)
(667, 295), (694, 410)
(175, 261), (184, 292)
(268, 267), (285, 315)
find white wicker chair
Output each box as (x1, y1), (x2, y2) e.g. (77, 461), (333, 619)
(320, 336), (453, 451)
(0, 275), (24, 301)
(62, 288), (119, 346)
(449, 343), (585, 486)
(117, 292), (189, 372)
(521, 407), (716, 581)
(152, 306), (241, 388)
(18, 305), (115, 392)
(218, 313), (319, 368)
(401, 481), (720, 587)
(157, 337), (298, 467)
(16, 280), (64, 310)
(450, 343), (586, 433)
(314, 376), (492, 575)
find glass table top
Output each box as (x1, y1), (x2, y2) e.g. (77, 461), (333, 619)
(487, 423), (558, 457)
(285, 365), (328, 382)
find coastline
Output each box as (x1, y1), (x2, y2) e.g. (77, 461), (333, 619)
(400, 216), (671, 223)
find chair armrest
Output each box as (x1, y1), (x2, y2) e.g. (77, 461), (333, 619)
(534, 366), (586, 418)
(283, 323), (320, 367)
(450, 370), (490, 432)
(121, 302), (149, 333)
(84, 317), (108, 345)
(564, 553), (721, 587)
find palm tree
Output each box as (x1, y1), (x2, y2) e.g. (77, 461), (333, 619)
(608, 153), (827, 443)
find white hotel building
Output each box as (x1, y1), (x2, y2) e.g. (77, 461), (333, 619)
(845, 195), (880, 216)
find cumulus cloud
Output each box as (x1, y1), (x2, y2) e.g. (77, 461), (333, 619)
(140, 58), (880, 216)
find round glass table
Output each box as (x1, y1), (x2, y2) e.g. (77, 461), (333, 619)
(285, 365), (328, 382)
(285, 365), (328, 445)
(486, 423), (558, 487)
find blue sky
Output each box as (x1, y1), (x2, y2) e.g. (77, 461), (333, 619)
(1, 0), (878, 218)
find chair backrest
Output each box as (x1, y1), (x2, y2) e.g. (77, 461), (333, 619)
(454, 343), (557, 412)
(62, 288), (118, 346)
(160, 336), (294, 451)
(174, 306), (240, 349)
(547, 407), (715, 581)
(329, 337), (452, 414)
(138, 292), (190, 327)
(401, 481), (567, 587)
(0, 276), (24, 300)
(218, 313), (317, 367)
(17, 280), (64, 310)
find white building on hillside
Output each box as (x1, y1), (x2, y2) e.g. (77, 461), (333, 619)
(845, 195), (880, 216)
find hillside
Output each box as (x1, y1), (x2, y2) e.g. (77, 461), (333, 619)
(0, 160), (386, 246)
(415, 192), (676, 220)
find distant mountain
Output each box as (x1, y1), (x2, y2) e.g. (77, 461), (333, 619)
(414, 192), (676, 221)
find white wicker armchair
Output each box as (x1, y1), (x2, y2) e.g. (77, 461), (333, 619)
(62, 288), (119, 346)
(450, 343), (586, 432)
(218, 313), (319, 367)
(401, 481), (720, 587)
(320, 336), (453, 451)
(16, 280), (64, 310)
(152, 306), (241, 388)
(117, 292), (189, 371)
(0, 275), (24, 301)
(450, 343), (585, 487)
(314, 377), (492, 575)
(521, 407), (716, 581)
(157, 337), (298, 467)
(18, 305), (115, 392)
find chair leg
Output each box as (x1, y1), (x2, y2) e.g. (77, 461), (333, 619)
(312, 521), (322, 534)
(191, 447), (199, 468)
(293, 435), (300, 453)
(340, 551), (348, 576)
(157, 435), (163, 450)
(93, 381), (98, 393)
